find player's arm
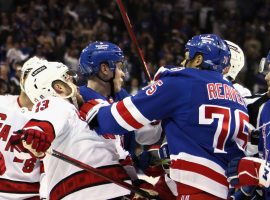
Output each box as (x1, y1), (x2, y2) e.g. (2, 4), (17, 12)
(95, 76), (187, 134)
(10, 98), (70, 158)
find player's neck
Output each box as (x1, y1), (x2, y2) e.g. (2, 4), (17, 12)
(18, 92), (33, 110)
(87, 79), (111, 98)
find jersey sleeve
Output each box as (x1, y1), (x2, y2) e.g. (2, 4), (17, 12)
(96, 76), (191, 134)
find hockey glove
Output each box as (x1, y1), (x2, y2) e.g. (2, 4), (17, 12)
(137, 146), (165, 177)
(228, 186), (263, 200)
(10, 129), (54, 158)
(226, 157), (270, 188)
(0, 152), (6, 175)
(79, 99), (109, 129)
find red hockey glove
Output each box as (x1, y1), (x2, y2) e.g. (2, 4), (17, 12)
(79, 99), (109, 129)
(10, 129), (54, 158)
(226, 157), (270, 188)
(0, 152), (6, 175)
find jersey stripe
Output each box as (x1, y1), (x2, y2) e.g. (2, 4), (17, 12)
(0, 178), (39, 194)
(170, 153), (228, 199)
(111, 103), (134, 131)
(111, 97), (151, 130)
(116, 101), (143, 129)
(50, 164), (130, 200)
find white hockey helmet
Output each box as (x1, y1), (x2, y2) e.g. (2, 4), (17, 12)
(24, 61), (75, 103)
(224, 40), (245, 81)
(20, 56), (48, 92)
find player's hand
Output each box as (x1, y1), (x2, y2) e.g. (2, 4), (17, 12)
(137, 147), (164, 177)
(79, 99), (109, 129)
(131, 179), (159, 200)
(226, 157), (270, 188)
(0, 152), (6, 175)
(10, 129), (54, 158)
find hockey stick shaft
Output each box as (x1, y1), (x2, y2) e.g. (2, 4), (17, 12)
(116, 0), (152, 82)
(47, 149), (157, 199)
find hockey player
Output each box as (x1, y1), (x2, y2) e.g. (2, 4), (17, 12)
(78, 41), (162, 198)
(226, 52), (270, 200)
(80, 34), (249, 200)
(0, 57), (47, 199)
(224, 41), (270, 128)
(12, 61), (135, 200)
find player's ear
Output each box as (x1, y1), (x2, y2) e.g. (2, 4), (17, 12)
(194, 54), (203, 66)
(52, 81), (65, 95)
(99, 63), (110, 75)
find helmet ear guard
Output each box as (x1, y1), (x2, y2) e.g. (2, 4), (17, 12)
(185, 34), (231, 73)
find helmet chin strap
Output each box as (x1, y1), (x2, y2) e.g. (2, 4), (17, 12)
(62, 83), (79, 109)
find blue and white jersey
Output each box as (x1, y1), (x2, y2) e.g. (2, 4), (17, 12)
(257, 101), (270, 199)
(95, 66), (250, 199)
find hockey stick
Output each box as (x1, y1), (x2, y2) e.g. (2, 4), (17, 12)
(47, 149), (158, 199)
(116, 0), (152, 82)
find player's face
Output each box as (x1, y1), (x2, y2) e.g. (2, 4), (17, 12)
(113, 61), (126, 93)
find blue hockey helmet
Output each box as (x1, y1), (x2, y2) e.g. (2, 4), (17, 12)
(185, 34), (231, 73)
(79, 41), (125, 76)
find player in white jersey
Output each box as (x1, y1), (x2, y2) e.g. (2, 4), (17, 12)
(0, 57), (47, 200)
(12, 61), (133, 200)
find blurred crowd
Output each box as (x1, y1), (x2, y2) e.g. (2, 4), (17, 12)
(1, 0), (270, 95)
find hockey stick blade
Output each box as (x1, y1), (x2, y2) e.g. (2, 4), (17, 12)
(47, 149), (159, 199)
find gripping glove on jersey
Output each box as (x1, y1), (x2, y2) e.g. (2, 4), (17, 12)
(10, 129), (54, 158)
(0, 152), (6, 175)
(79, 99), (109, 130)
(226, 157), (270, 188)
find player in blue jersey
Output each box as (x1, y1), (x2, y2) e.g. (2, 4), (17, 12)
(78, 41), (163, 199)
(79, 34), (250, 200)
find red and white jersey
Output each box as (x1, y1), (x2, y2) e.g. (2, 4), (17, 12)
(0, 95), (43, 199)
(26, 97), (131, 200)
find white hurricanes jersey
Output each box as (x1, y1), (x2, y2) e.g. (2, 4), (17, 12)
(0, 95), (43, 199)
(26, 97), (131, 200)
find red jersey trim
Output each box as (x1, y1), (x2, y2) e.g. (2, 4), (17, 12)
(50, 164), (130, 200)
(0, 178), (39, 194)
(171, 159), (228, 187)
(116, 101), (143, 129)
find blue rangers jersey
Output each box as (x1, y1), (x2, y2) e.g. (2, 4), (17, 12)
(95, 66), (250, 199)
(258, 101), (270, 199)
